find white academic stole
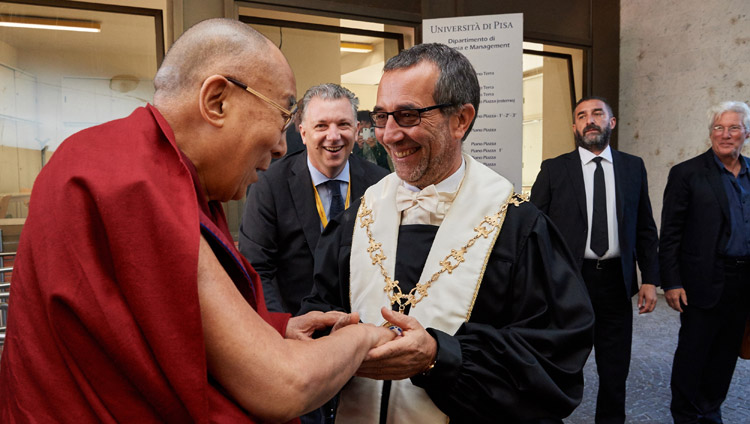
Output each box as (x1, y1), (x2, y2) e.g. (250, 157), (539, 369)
(337, 154), (515, 424)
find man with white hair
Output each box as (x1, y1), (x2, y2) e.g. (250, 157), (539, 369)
(660, 100), (750, 424)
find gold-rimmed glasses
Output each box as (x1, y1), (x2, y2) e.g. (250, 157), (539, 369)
(225, 76), (297, 131)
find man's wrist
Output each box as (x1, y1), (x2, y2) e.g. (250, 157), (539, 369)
(420, 331), (439, 375)
(664, 285), (684, 291)
(411, 327), (461, 388)
(421, 354), (437, 376)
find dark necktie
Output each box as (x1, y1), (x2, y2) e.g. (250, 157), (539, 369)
(590, 157), (609, 257)
(326, 180), (344, 220)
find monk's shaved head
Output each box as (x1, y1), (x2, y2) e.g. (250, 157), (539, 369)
(154, 18), (277, 104)
(150, 18), (296, 203)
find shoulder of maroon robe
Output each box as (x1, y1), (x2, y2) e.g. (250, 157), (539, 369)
(0, 105), (289, 422)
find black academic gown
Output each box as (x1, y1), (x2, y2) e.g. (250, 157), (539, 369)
(300, 198), (595, 423)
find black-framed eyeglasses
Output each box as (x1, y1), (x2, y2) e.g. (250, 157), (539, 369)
(369, 103), (453, 128)
(225, 76), (298, 131)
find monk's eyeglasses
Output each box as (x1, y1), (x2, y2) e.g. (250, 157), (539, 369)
(225, 76), (297, 131)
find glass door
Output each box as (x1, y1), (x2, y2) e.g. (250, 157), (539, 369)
(521, 42), (583, 194)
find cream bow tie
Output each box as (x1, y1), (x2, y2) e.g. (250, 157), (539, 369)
(396, 184), (440, 213)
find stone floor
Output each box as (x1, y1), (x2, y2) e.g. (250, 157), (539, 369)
(565, 294), (750, 423)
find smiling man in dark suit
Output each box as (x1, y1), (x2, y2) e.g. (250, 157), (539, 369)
(660, 101), (750, 424)
(239, 84), (388, 316)
(530, 96), (660, 424)
(239, 83), (388, 424)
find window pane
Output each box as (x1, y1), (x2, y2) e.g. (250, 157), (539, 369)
(0, 1), (159, 252)
(522, 45), (582, 193)
(0, 2), (157, 183)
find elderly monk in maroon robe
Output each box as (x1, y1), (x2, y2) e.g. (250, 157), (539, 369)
(0, 18), (394, 423)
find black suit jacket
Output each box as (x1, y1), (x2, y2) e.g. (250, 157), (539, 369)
(239, 150), (389, 314)
(530, 148), (660, 298)
(659, 149), (741, 308)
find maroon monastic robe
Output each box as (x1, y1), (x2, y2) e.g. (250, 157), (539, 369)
(0, 105), (296, 423)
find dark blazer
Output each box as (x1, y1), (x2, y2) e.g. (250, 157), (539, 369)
(239, 149), (389, 314)
(530, 148), (660, 298)
(659, 149), (740, 308)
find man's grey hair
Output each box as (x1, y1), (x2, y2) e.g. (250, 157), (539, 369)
(383, 43), (480, 141)
(297, 83), (359, 125)
(707, 101), (750, 144)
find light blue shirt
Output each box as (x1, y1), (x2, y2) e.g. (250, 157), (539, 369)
(307, 158), (350, 221)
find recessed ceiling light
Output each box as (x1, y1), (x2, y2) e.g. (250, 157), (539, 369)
(0, 14), (101, 33)
(340, 42), (373, 53)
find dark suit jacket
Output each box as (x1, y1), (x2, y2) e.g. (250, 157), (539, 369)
(659, 149), (742, 308)
(530, 148), (660, 298)
(239, 150), (389, 314)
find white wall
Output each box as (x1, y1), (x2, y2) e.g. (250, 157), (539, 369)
(619, 0), (750, 227)
(0, 40), (17, 68)
(256, 25), (341, 103)
(15, 46), (156, 152)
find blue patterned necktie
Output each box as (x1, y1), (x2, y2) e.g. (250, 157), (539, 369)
(326, 180), (344, 220)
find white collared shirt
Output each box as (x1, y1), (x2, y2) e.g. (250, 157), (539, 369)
(399, 158), (465, 225)
(579, 146), (620, 259)
(402, 158), (466, 194)
(308, 158), (350, 221)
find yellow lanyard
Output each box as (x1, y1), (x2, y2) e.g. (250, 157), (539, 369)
(313, 177), (351, 228)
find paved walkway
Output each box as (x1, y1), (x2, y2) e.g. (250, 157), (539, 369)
(565, 294), (750, 423)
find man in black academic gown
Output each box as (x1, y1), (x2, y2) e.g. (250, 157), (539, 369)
(299, 43), (595, 424)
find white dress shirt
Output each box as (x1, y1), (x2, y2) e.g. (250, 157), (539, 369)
(400, 158), (465, 225)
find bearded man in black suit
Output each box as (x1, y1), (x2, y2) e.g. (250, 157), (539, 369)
(531, 96), (660, 424)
